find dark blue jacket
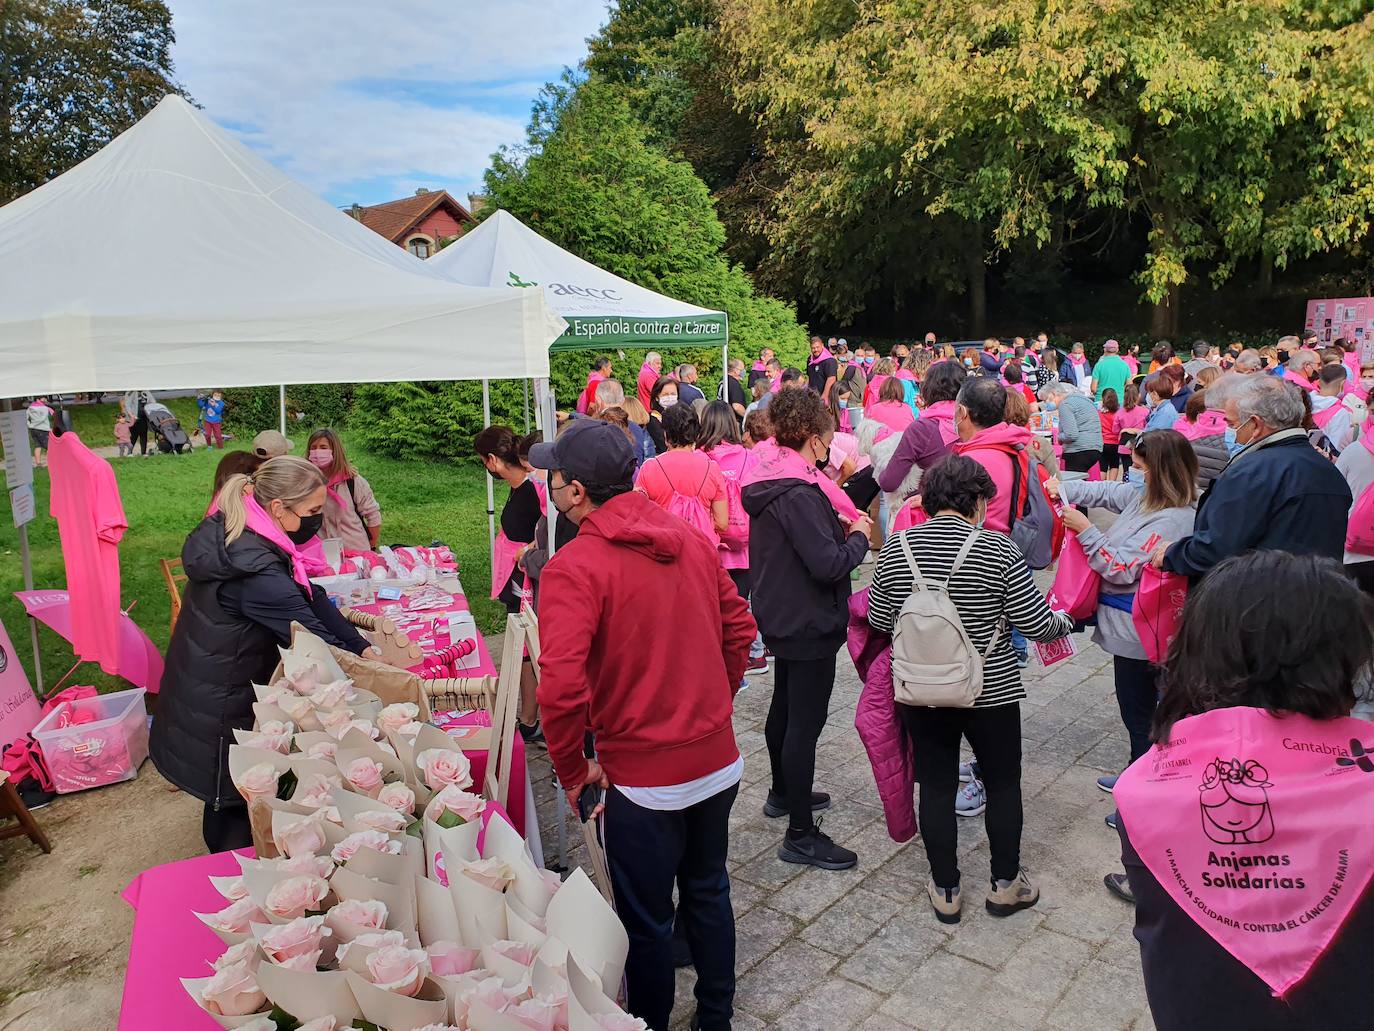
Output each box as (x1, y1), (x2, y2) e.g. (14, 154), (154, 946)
(1164, 431), (1350, 580)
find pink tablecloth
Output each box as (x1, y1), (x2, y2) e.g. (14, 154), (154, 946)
(351, 592), (498, 678)
(118, 805), (515, 1031)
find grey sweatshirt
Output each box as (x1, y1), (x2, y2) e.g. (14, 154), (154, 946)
(1059, 480), (1197, 659)
(1056, 393), (1104, 454)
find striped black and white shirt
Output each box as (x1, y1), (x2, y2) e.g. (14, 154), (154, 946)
(868, 514), (1074, 707)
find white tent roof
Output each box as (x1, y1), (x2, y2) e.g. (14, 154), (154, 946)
(0, 96), (566, 397)
(429, 210), (726, 352)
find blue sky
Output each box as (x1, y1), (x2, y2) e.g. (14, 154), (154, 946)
(167, 1), (611, 207)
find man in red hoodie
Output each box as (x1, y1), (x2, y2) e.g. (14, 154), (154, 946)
(529, 419), (755, 1031)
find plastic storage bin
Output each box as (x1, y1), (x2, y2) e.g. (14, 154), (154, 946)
(32, 687), (149, 793)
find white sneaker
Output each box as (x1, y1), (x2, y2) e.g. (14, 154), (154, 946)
(955, 778), (986, 818)
(958, 761), (975, 784)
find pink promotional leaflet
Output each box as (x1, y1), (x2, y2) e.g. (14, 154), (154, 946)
(1305, 296), (1374, 361)
(1116, 707), (1374, 997)
(0, 617), (42, 746)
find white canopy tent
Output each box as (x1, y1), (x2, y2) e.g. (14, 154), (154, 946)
(0, 95), (567, 694)
(429, 209), (727, 364)
(0, 96), (566, 396)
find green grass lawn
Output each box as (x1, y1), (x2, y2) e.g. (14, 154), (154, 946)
(0, 417), (505, 694)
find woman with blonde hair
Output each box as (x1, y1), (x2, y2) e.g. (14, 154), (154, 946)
(306, 427), (382, 551)
(152, 456), (372, 851)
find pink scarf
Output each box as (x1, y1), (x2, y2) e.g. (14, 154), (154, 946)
(1116, 707), (1374, 997)
(1282, 368), (1314, 390)
(752, 360), (767, 373)
(242, 491), (312, 590)
(810, 347), (835, 366)
(322, 468), (352, 512)
(918, 399), (960, 445)
(1172, 408), (1228, 441)
(741, 439), (861, 523)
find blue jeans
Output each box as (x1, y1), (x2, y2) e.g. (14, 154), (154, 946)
(1011, 628), (1028, 658)
(605, 783), (738, 1031)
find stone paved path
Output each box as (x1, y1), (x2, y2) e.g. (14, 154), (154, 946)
(531, 568), (1155, 1031)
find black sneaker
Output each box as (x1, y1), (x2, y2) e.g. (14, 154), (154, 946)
(1104, 872), (1135, 904)
(777, 819), (856, 870)
(763, 790), (832, 819)
(518, 721), (545, 746)
(16, 778), (55, 811)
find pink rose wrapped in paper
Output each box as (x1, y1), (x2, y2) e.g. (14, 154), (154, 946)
(320, 708), (377, 741)
(308, 679), (355, 710)
(344, 757), (385, 798)
(235, 761), (281, 802)
(377, 782), (415, 814)
(295, 1018), (351, 1031)
(377, 702), (420, 736)
(491, 939), (538, 966)
(277, 854), (335, 880)
(424, 785), (487, 829)
(507, 996), (560, 1031)
(354, 808), (408, 835)
(276, 694), (316, 724)
(264, 874), (329, 921)
(325, 898), (387, 942)
(206, 896), (267, 935)
(305, 740), (338, 762)
(241, 720), (294, 753)
(260, 915), (331, 966)
(460, 856), (515, 892)
(213, 876), (249, 901)
(293, 772), (342, 812)
(280, 667), (319, 696)
(331, 830), (401, 865)
(453, 974), (522, 1025)
(234, 1018), (278, 1031)
(199, 961), (266, 1016)
(415, 748), (472, 791)
(364, 943), (429, 997)
(338, 929), (406, 959)
(275, 814), (328, 859)
(597, 1016), (650, 1031)
(210, 940), (261, 972)
(427, 940), (481, 977)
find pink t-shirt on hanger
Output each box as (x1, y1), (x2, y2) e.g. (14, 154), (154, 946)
(47, 432), (128, 674)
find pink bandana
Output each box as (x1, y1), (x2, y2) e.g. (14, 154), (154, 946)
(741, 439), (861, 522)
(1116, 706), (1374, 997)
(918, 399), (960, 445)
(241, 491), (312, 590)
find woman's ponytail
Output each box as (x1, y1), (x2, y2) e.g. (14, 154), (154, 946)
(217, 473), (252, 543)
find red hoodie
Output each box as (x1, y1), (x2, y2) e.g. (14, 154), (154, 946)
(536, 491), (756, 791)
(953, 422), (1032, 533)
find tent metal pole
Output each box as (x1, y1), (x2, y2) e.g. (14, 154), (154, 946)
(279, 385), (286, 436)
(542, 385), (558, 561)
(722, 342), (728, 403)
(0, 398), (43, 693)
(483, 378), (495, 579)
(523, 378), (530, 434)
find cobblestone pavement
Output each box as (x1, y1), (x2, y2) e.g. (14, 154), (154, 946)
(530, 570), (1155, 1031)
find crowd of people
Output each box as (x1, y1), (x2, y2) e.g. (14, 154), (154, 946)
(479, 329), (1374, 1030)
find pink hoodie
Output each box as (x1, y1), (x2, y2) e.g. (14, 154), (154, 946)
(952, 422), (1032, 533)
(1172, 408), (1228, 441)
(866, 400), (916, 435)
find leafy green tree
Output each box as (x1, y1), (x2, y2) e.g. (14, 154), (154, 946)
(722, 0), (1374, 336)
(1, 0), (187, 203)
(485, 78), (808, 367)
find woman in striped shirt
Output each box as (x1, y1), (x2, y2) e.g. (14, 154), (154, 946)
(868, 455), (1073, 924)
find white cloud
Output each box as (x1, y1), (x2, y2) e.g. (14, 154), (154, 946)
(167, 0), (610, 202)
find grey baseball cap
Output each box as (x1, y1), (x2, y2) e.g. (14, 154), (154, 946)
(527, 419), (635, 488)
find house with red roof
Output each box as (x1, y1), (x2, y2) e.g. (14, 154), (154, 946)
(348, 188), (475, 258)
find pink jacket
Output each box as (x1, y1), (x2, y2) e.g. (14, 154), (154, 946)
(866, 400), (916, 435)
(953, 422), (1032, 534)
(848, 589), (917, 843)
(1172, 408), (1228, 441)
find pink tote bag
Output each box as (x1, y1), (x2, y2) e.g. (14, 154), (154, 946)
(1133, 565), (1188, 664)
(1045, 532), (1100, 620)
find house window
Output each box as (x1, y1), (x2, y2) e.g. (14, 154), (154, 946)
(407, 237), (431, 258)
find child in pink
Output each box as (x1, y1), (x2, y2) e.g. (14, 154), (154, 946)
(1112, 384), (1149, 479)
(114, 414), (133, 458)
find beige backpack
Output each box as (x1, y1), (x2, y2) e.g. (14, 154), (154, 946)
(890, 529), (1001, 708)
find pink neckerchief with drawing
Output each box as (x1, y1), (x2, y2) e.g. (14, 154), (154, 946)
(741, 439), (862, 522)
(1116, 706), (1374, 997)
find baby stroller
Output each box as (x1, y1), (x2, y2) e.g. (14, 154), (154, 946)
(145, 402), (191, 454)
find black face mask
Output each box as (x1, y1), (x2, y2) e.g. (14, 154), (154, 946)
(815, 447), (831, 471)
(1277, 349), (1291, 364)
(287, 512), (323, 545)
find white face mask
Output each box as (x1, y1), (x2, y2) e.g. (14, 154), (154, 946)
(660, 396), (678, 408)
